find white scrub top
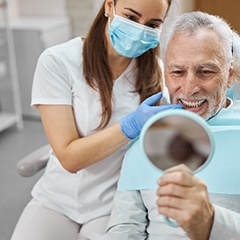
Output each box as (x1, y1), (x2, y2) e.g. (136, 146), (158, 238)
(31, 37), (141, 223)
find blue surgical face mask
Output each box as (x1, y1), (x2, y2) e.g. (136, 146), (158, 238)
(108, 7), (161, 58)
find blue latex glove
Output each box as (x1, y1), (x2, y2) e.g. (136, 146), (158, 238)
(120, 92), (183, 139)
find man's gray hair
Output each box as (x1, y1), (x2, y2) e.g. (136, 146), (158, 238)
(161, 11), (233, 66)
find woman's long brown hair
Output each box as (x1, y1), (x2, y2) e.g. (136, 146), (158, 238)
(82, 0), (172, 129)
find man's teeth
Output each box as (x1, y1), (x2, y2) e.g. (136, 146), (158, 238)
(180, 99), (205, 108)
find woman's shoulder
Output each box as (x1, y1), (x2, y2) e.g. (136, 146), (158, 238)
(47, 37), (83, 52)
(39, 37), (84, 65)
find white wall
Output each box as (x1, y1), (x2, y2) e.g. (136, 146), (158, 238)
(7, 0), (196, 18)
(6, 0), (67, 18)
(7, 0), (19, 18)
(5, 0), (196, 39)
(16, 0), (67, 17)
(66, 0), (94, 37)
(92, 0), (104, 15)
(5, 0), (95, 37)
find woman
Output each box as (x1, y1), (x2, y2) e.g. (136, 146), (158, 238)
(11, 0), (180, 239)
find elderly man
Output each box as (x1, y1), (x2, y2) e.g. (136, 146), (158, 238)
(100, 11), (240, 240)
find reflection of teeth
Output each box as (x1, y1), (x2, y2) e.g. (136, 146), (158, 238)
(180, 99), (205, 108)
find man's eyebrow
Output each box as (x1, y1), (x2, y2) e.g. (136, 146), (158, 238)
(167, 63), (221, 71)
(167, 65), (186, 70)
(124, 7), (163, 22)
(196, 63), (220, 70)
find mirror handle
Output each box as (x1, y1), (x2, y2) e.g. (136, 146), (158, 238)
(163, 216), (179, 227)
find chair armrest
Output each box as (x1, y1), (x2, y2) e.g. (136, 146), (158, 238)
(17, 144), (51, 177)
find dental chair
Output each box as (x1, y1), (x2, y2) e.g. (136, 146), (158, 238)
(17, 144), (51, 177)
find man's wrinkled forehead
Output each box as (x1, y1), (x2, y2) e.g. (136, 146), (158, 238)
(165, 29), (226, 66)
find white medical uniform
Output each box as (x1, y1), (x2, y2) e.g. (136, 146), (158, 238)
(11, 37), (169, 240)
(30, 37), (141, 224)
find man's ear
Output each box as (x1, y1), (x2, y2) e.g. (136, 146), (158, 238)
(227, 62), (234, 88)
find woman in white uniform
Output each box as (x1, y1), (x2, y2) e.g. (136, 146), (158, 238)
(11, 0), (182, 240)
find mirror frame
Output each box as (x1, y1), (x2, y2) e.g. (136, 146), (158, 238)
(139, 109), (215, 174)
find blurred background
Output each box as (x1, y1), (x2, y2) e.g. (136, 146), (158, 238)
(0, 0), (239, 239)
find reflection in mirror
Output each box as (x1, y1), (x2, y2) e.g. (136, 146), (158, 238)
(143, 115), (211, 172)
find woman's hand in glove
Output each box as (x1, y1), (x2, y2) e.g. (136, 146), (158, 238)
(120, 92), (183, 139)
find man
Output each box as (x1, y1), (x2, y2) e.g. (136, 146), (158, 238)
(99, 11), (240, 240)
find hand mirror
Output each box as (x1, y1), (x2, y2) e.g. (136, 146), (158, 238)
(139, 109), (214, 227)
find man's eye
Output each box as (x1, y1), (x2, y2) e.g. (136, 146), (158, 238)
(203, 70), (212, 74)
(198, 70), (215, 77)
(172, 71), (184, 76)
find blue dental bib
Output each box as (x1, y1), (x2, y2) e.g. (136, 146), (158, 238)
(118, 107), (240, 195)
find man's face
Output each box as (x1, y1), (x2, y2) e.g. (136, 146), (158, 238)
(164, 29), (233, 120)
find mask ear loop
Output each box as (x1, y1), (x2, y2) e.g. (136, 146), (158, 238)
(105, 2), (116, 27)
(112, 2), (116, 17)
(227, 30), (234, 89)
(231, 30), (240, 106)
(231, 29), (234, 58)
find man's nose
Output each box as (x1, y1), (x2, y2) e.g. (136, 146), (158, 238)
(182, 73), (200, 95)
